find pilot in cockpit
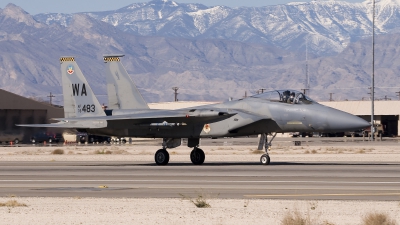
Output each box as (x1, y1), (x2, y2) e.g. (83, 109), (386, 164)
(282, 90), (290, 102)
(287, 92), (295, 104)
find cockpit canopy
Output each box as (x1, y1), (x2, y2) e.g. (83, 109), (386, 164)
(251, 90), (315, 104)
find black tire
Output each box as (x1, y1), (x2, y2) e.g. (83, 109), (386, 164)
(121, 139), (126, 144)
(48, 138), (53, 143)
(155, 149), (170, 165)
(190, 148), (205, 165)
(14, 139), (19, 144)
(260, 154), (270, 165)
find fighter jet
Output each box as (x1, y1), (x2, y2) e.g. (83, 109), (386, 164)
(19, 56), (370, 166)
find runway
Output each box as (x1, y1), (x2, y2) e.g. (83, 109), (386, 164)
(1, 160), (399, 200)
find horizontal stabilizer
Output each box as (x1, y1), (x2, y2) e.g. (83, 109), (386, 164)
(17, 120), (107, 129)
(51, 109), (236, 123)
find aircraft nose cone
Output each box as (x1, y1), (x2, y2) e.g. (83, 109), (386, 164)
(328, 110), (370, 131)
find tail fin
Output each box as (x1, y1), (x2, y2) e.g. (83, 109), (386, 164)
(60, 57), (106, 118)
(103, 55), (149, 110)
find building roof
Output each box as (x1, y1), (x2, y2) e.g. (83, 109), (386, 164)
(0, 89), (64, 120)
(0, 89), (61, 110)
(320, 100), (400, 116)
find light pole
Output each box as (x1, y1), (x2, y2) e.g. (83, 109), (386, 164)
(172, 87), (179, 102)
(371, 0), (375, 141)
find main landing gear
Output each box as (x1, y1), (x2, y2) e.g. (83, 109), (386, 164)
(154, 138), (205, 166)
(190, 147), (205, 165)
(154, 149), (169, 165)
(258, 133), (277, 165)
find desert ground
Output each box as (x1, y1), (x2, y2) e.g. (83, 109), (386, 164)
(0, 138), (399, 225)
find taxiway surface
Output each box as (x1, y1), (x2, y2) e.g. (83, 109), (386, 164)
(1, 160), (399, 200)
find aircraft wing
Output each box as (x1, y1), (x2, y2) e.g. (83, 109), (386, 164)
(53, 109), (235, 123)
(227, 110), (271, 133)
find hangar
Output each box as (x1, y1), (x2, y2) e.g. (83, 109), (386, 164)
(0, 89), (64, 143)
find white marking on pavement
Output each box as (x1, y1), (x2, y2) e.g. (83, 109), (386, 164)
(1, 180), (400, 184)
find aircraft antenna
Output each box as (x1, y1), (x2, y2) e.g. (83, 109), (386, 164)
(305, 36), (310, 96)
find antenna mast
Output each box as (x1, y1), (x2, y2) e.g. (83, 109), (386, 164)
(305, 36), (310, 95)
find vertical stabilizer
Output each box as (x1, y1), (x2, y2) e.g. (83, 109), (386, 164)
(104, 55), (149, 110)
(60, 57), (105, 118)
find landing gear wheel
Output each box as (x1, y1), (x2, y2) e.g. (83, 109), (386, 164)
(260, 154), (270, 165)
(190, 148), (205, 165)
(48, 138), (52, 143)
(14, 139), (19, 144)
(155, 149), (170, 165)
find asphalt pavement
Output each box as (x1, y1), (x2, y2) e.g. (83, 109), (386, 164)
(0, 160), (399, 200)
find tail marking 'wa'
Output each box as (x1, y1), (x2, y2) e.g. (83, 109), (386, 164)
(60, 56), (106, 118)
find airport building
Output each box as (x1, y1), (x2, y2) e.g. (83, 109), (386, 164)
(0, 87), (399, 143)
(0, 89), (64, 143)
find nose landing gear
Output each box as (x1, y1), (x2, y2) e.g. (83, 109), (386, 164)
(258, 133), (277, 165)
(260, 154), (270, 165)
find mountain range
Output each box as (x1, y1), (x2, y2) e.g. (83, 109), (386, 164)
(35, 0), (400, 56)
(0, 1), (400, 105)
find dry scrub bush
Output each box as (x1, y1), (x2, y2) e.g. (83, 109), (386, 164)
(51, 149), (64, 154)
(281, 208), (334, 225)
(362, 212), (397, 225)
(357, 149), (366, 154)
(251, 150), (264, 154)
(94, 149), (112, 154)
(0, 200), (27, 207)
(281, 210), (313, 225)
(180, 191), (219, 208)
(112, 149), (129, 155)
(191, 194), (211, 208)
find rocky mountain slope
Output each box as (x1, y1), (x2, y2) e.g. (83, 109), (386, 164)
(34, 0), (400, 56)
(0, 3), (399, 105)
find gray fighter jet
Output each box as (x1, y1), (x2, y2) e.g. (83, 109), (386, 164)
(19, 56), (370, 166)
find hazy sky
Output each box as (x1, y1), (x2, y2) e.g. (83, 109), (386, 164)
(0, 0), (365, 15)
